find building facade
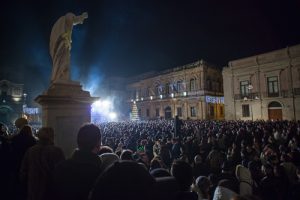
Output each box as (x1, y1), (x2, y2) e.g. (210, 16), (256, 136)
(127, 60), (224, 120)
(0, 80), (25, 125)
(223, 44), (300, 121)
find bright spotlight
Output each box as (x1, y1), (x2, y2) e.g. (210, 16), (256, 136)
(102, 100), (111, 108)
(93, 100), (102, 107)
(109, 112), (117, 120)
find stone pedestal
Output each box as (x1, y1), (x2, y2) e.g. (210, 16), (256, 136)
(35, 80), (99, 157)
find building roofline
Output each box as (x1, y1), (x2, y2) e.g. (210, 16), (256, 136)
(228, 43), (300, 69)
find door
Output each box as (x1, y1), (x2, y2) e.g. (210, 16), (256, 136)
(268, 101), (282, 120)
(268, 109), (282, 120)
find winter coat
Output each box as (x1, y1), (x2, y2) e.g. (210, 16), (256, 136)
(235, 164), (253, 195)
(213, 186), (237, 200)
(53, 150), (102, 200)
(20, 143), (65, 200)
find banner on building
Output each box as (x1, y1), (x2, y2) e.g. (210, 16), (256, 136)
(205, 96), (224, 104)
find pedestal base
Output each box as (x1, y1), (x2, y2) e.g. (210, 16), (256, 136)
(35, 81), (99, 157)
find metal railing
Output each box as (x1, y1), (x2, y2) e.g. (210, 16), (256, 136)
(234, 92), (260, 100)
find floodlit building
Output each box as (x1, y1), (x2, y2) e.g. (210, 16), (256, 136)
(0, 80), (25, 125)
(127, 60), (224, 120)
(223, 44), (300, 121)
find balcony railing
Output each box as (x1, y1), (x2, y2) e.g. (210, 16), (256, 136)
(234, 93), (260, 100)
(234, 90), (293, 100)
(262, 90), (289, 98)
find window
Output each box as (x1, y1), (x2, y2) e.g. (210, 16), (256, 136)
(190, 107), (196, 117)
(155, 108), (160, 117)
(242, 105), (250, 117)
(206, 78), (212, 91)
(146, 87), (150, 97)
(165, 83), (170, 94)
(190, 78), (196, 91)
(177, 107), (182, 117)
(267, 76), (279, 97)
(210, 105), (215, 116)
(240, 81), (249, 96)
(177, 80), (183, 92)
(155, 85), (160, 96)
(146, 109), (150, 117)
(138, 109), (142, 117)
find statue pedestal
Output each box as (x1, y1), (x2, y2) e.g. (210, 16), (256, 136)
(35, 81), (99, 157)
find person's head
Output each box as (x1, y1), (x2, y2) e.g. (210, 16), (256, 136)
(98, 146), (113, 155)
(194, 154), (202, 164)
(171, 160), (193, 191)
(261, 164), (273, 177)
(37, 127), (54, 145)
(15, 117), (28, 129)
(150, 168), (171, 178)
(120, 149), (134, 160)
(90, 160), (155, 200)
(77, 123), (101, 153)
(195, 176), (210, 196)
(19, 125), (33, 136)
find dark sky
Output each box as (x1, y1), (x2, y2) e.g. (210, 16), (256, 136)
(1, 0), (300, 102)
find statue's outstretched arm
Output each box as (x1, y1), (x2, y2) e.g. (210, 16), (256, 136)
(73, 12), (88, 25)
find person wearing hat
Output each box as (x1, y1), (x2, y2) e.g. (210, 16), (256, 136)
(20, 127), (65, 200)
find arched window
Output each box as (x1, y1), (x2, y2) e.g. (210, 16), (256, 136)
(190, 78), (196, 91)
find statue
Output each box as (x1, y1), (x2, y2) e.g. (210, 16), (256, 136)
(49, 12), (88, 82)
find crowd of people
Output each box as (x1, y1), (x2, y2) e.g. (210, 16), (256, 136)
(1, 118), (300, 200)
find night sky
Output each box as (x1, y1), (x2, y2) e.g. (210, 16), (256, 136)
(1, 0), (300, 103)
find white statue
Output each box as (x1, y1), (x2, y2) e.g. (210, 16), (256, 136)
(49, 12), (88, 82)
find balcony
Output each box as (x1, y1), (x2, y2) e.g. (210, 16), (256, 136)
(234, 90), (291, 100)
(262, 90), (289, 98)
(234, 93), (260, 100)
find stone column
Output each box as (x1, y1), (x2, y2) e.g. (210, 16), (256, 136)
(35, 80), (98, 157)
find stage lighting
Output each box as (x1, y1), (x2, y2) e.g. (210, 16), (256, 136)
(109, 112), (117, 120)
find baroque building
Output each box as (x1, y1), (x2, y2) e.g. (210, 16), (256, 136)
(223, 44), (300, 120)
(127, 60), (224, 120)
